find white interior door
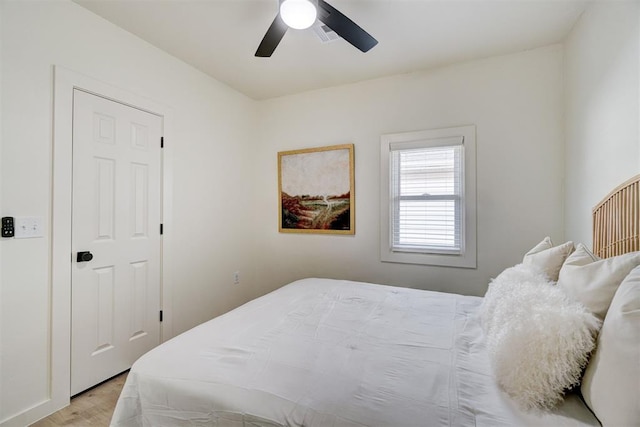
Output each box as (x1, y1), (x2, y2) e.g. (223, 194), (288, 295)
(71, 89), (162, 395)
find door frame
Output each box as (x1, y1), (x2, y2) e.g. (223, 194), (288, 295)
(49, 66), (174, 414)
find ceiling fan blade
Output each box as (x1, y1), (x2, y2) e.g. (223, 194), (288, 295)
(255, 14), (288, 57)
(317, 0), (378, 53)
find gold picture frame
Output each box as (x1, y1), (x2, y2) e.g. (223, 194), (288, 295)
(278, 144), (355, 234)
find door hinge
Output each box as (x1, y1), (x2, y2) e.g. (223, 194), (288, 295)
(160, 224), (163, 235)
(161, 136), (164, 148)
(159, 310), (163, 322)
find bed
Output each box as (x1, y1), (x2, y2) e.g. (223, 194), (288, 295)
(111, 175), (640, 427)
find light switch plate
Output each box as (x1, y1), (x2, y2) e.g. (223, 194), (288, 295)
(14, 216), (45, 239)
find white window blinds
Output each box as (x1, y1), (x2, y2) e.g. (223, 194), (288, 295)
(390, 137), (464, 254)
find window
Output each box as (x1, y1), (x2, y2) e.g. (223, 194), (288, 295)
(380, 126), (476, 268)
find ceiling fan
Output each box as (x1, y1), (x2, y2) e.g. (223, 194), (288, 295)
(255, 0), (378, 57)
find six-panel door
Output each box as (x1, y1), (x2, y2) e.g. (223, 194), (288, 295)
(71, 89), (162, 395)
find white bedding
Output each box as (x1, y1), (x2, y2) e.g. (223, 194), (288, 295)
(111, 278), (600, 427)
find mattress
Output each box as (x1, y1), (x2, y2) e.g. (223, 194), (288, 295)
(110, 278), (600, 426)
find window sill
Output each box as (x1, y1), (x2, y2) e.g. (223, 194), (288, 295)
(380, 248), (476, 268)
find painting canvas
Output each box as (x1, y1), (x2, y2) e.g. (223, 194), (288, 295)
(278, 144), (355, 234)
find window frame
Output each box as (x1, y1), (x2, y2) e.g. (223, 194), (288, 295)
(380, 125), (477, 268)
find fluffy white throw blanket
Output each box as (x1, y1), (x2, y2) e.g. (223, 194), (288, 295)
(481, 264), (601, 410)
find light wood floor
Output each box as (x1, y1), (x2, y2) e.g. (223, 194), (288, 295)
(31, 372), (128, 427)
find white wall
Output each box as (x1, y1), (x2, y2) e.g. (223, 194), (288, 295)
(0, 1), (256, 424)
(0, 1), (4, 420)
(564, 1), (640, 247)
(251, 45), (565, 299)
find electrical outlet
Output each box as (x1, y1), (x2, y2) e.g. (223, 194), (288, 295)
(233, 271), (240, 285)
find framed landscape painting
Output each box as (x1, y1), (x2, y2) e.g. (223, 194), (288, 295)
(278, 144), (355, 234)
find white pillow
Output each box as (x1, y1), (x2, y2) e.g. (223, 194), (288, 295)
(581, 266), (640, 426)
(557, 244), (640, 319)
(522, 237), (574, 281)
(482, 264), (601, 410)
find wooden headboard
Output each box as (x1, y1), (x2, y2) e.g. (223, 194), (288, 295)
(592, 174), (640, 258)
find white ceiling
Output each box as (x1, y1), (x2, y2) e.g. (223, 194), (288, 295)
(73, 0), (592, 100)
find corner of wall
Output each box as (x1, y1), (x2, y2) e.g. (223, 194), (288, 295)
(561, 0), (640, 248)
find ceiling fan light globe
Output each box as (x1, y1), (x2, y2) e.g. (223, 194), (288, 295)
(280, 0), (317, 30)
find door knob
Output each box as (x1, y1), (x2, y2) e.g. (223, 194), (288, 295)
(77, 251), (94, 262)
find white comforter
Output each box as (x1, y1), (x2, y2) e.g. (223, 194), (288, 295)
(111, 278), (599, 427)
